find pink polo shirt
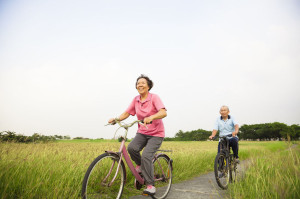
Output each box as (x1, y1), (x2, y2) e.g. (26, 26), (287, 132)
(126, 93), (166, 137)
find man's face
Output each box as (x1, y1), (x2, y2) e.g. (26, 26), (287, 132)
(219, 107), (230, 118)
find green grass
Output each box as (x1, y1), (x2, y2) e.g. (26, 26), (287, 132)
(228, 142), (300, 199)
(0, 141), (295, 198)
(56, 139), (121, 143)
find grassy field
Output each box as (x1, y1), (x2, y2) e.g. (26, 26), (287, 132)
(0, 140), (298, 198)
(228, 142), (300, 199)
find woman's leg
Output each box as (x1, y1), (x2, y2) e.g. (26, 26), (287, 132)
(141, 136), (163, 186)
(128, 133), (147, 166)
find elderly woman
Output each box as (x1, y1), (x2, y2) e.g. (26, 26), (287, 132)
(108, 74), (167, 196)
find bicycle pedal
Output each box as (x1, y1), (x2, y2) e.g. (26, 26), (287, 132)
(143, 193), (149, 196)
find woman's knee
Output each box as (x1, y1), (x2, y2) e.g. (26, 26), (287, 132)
(127, 143), (136, 154)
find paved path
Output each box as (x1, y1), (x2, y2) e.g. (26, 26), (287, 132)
(130, 160), (250, 199)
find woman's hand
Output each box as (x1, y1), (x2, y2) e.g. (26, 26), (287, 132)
(108, 112), (130, 124)
(143, 116), (153, 125)
(108, 118), (116, 124)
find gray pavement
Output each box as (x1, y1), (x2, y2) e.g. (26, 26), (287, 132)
(130, 160), (250, 199)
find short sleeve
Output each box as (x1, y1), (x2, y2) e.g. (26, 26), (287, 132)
(231, 116), (239, 126)
(152, 94), (166, 111)
(213, 118), (219, 130)
(125, 98), (136, 116)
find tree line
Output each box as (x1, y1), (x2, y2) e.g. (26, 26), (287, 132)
(164, 129), (211, 141)
(1, 122), (299, 143)
(0, 131), (71, 143)
(164, 122), (300, 141)
(239, 122), (300, 141)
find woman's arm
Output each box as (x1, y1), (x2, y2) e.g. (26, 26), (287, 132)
(143, 108), (167, 124)
(108, 111), (130, 123)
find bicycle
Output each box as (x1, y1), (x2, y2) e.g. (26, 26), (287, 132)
(212, 135), (238, 189)
(81, 119), (173, 199)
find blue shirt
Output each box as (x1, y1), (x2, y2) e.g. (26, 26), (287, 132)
(213, 115), (238, 138)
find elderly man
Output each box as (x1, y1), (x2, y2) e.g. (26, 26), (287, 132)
(209, 105), (240, 163)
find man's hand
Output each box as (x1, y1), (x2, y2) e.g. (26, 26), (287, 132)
(232, 132), (238, 137)
(209, 135), (214, 140)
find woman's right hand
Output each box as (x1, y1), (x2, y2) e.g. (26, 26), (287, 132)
(108, 118), (116, 124)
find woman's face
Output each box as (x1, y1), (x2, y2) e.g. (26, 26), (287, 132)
(136, 78), (149, 95)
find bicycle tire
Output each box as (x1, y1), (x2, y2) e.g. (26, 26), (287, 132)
(152, 154), (173, 199)
(214, 153), (230, 189)
(81, 153), (126, 199)
(229, 158), (237, 183)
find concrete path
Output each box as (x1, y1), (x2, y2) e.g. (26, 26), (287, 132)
(130, 160), (250, 199)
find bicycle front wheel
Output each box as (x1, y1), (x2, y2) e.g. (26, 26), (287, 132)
(81, 153), (126, 199)
(214, 153), (230, 189)
(152, 154), (173, 199)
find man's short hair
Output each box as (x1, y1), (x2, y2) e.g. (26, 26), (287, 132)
(220, 105), (230, 111)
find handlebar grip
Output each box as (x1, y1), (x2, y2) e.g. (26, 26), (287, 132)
(140, 120), (152, 124)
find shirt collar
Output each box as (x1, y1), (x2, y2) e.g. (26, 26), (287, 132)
(220, 115), (231, 120)
(136, 92), (152, 103)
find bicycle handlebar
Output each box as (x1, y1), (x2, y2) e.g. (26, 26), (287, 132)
(106, 119), (152, 139)
(219, 134), (232, 138)
(210, 134), (233, 140)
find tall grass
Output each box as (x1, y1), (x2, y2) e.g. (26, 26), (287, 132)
(228, 143), (300, 199)
(0, 141), (291, 198)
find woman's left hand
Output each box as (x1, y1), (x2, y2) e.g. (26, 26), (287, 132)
(143, 116), (153, 125)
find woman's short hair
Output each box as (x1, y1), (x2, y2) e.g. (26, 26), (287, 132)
(136, 74), (153, 91)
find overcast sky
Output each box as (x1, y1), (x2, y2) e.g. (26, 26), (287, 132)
(0, 0), (299, 139)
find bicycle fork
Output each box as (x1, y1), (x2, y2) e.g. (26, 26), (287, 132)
(101, 152), (124, 187)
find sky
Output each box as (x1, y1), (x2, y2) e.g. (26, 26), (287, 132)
(0, 0), (299, 139)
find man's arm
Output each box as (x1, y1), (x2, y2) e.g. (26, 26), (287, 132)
(232, 124), (239, 137)
(209, 129), (218, 140)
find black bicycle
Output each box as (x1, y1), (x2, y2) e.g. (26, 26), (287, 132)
(213, 135), (238, 189)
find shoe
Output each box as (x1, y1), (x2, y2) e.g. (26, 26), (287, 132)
(136, 165), (142, 173)
(143, 185), (156, 196)
(235, 158), (240, 164)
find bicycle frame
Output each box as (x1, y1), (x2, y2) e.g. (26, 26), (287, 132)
(105, 137), (144, 186)
(219, 137), (230, 157)
(104, 120), (144, 186)
(220, 136), (236, 173)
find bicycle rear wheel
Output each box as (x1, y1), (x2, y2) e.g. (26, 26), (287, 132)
(214, 153), (230, 189)
(230, 158), (237, 183)
(152, 154), (173, 199)
(81, 153), (126, 199)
